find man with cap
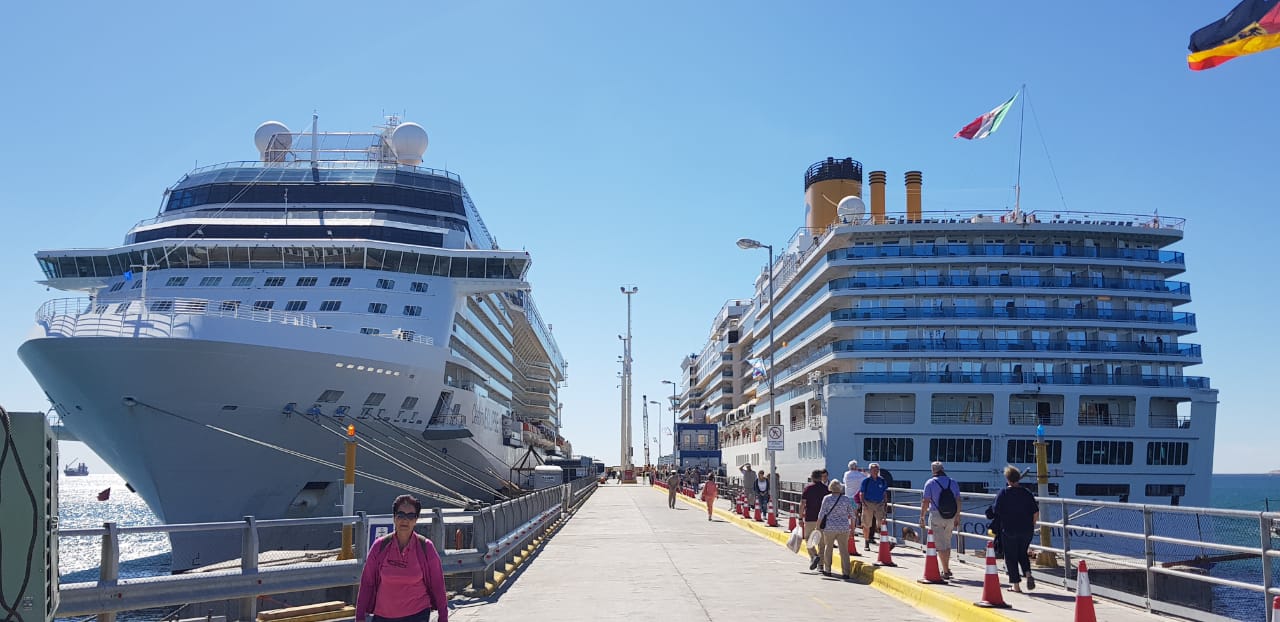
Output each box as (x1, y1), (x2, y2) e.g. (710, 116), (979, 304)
(920, 461), (962, 579)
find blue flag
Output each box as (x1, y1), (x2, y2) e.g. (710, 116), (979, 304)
(123, 270), (133, 282)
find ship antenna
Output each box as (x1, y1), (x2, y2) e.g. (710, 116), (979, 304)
(1014, 83), (1026, 217)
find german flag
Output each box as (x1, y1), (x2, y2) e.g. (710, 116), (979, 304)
(1188, 0), (1280, 70)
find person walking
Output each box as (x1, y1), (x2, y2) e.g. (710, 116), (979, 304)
(740, 463), (757, 506)
(753, 469), (771, 517)
(700, 473), (719, 520)
(920, 461), (962, 579)
(799, 469), (829, 569)
(842, 460), (867, 533)
(859, 463), (889, 552)
(356, 495), (449, 622)
(816, 480), (855, 579)
(666, 470), (680, 508)
(990, 465), (1040, 593)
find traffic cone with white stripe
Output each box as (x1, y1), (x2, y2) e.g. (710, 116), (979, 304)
(787, 513), (797, 532)
(767, 500), (778, 527)
(974, 541), (1011, 608)
(1075, 561), (1097, 622)
(754, 502), (762, 522)
(1273, 596), (1280, 622)
(875, 523), (896, 566)
(917, 528), (946, 584)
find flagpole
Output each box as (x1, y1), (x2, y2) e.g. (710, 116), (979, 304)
(1015, 84), (1026, 215)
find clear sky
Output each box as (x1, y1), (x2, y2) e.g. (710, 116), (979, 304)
(1, 2), (1275, 475)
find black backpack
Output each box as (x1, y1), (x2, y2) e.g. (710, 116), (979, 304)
(936, 476), (958, 519)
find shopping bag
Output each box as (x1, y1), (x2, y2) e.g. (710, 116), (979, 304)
(786, 525), (804, 553)
(807, 528), (824, 551)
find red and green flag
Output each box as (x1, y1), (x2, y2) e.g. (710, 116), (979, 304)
(953, 93), (1018, 140)
(1188, 0), (1280, 70)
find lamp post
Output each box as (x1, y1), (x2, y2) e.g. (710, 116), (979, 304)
(737, 237), (777, 504)
(621, 286), (638, 483)
(661, 379), (678, 468)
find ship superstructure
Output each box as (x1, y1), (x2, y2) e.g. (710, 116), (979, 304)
(677, 157), (1216, 510)
(19, 117), (568, 570)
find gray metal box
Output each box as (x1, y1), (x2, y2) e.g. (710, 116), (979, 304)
(1, 411), (58, 622)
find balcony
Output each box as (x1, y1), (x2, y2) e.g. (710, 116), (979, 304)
(827, 243), (1184, 265)
(831, 306), (1195, 328)
(930, 411), (993, 425)
(826, 371), (1210, 389)
(828, 274), (1190, 296)
(1009, 411), (1065, 426)
(823, 338), (1200, 358)
(864, 410), (916, 424)
(1078, 412), (1135, 427)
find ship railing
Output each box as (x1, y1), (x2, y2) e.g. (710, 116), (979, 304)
(37, 297), (318, 331)
(180, 159), (461, 183)
(828, 274), (1191, 295)
(702, 476), (1275, 621)
(133, 208), (380, 229)
(825, 371), (1211, 390)
(55, 477), (598, 622)
(830, 306), (1197, 327)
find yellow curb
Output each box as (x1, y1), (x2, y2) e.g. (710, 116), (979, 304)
(653, 485), (1017, 622)
(465, 514), (569, 598)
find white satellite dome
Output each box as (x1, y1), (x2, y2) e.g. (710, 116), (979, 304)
(254, 121), (292, 158)
(836, 195), (866, 222)
(390, 122), (429, 166)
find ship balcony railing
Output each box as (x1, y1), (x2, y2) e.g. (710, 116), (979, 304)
(822, 209), (1185, 230)
(134, 208), (381, 229)
(1009, 412), (1066, 426)
(831, 306), (1195, 327)
(819, 338), (1199, 357)
(930, 411), (994, 425)
(1149, 414), (1193, 429)
(1078, 412), (1136, 427)
(180, 159), (462, 182)
(828, 275), (1190, 296)
(38, 297), (318, 330)
(864, 410), (916, 424)
(827, 243), (1184, 265)
(826, 371), (1210, 389)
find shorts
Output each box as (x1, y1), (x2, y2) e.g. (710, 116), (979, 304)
(862, 501), (886, 528)
(928, 512), (957, 551)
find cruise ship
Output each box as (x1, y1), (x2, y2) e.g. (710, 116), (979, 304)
(18, 117), (568, 570)
(676, 157), (1217, 518)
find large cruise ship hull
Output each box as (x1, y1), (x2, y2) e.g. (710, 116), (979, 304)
(21, 334), (521, 571)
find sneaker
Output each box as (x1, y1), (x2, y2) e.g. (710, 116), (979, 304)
(1026, 574), (1036, 590)
(942, 569), (953, 580)
(864, 542), (871, 552)
(810, 555), (821, 570)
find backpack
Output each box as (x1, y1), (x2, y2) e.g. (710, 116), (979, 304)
(936, 476), (958, 519)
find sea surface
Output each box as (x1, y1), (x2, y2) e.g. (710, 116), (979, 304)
(57, 473), (1280, 620)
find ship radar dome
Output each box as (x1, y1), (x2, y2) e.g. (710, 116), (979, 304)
(390, 122), (429, 166)
(836, 195), (866, 223)
(254, 121), (292, 161)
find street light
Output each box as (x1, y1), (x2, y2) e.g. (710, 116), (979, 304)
(737, 237), (777, 509)
(620, 286), (638, 483)
(661, 379), (678, 466)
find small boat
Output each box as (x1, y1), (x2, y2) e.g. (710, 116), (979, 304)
(63, 459), (89, 476)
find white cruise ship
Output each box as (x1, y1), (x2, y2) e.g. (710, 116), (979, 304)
(677, 157), (1217, 517)
(19, 117), (568, 570)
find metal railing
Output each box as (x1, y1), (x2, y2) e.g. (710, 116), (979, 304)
(56, 478), (597, 622)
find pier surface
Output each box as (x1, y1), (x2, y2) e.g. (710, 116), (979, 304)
(447, 484), (1178, 622)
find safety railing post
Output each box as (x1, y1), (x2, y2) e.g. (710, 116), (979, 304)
(430, 508), (446, 558)
(99, 522), (119, 622)
(1060, 499), (1072, 589)
(1261, 513), (1274, 617)
(240, 516), (259, 622)
(1142, 506), (1155, 611)
(355, 512), (369, 562)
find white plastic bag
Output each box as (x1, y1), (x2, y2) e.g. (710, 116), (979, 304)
(786, 525), (803, 553)
(808, 528), (824, 551)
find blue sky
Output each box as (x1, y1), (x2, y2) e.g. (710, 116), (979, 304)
(1, 2), (1275, 474)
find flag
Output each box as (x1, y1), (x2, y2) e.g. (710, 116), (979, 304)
(1188, 0), (1280, 70)
(97, 488), (111, 501)
(748, 358), (768, 380)
(123, 270), (133, 282)
(953, 92), (1018, 140)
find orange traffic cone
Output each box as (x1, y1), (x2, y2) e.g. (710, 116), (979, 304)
(1273, 596), (1280, 622)
(848, 533), (862, 557)
(787, 514), (797, 532)
(918, 528), (946, 584)
(1075, 561), (1097, 622)
(974, 541), (1010, 608)
(742, 497), (751, 518)
(875, 523), (896, 566)
(767, 501), (778, 527)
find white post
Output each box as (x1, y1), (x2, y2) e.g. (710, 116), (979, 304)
(311, 112), (319, 164)
(765, 244), (778, 506)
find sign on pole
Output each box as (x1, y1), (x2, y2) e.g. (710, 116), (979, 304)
(766, 424), (785, 452)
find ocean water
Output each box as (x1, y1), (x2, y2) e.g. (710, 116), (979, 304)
(57, 473), (1280, 619)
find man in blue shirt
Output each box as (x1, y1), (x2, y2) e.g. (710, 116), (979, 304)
(920, 461), (962, 579)
(859, 463), (890, 551)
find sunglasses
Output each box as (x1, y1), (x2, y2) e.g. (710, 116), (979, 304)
(394, 511), (420, 520)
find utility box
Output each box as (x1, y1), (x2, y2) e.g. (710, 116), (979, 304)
(531, 465), (564, 490)
(0, 411), (58, 622)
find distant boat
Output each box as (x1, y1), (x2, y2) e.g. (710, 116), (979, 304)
(63, 459), (89, 477)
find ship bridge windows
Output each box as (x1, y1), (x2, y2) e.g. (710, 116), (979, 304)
(929, 438), (991, 462)
(330, 276), (351, 287)
(165, 276), (188, 287)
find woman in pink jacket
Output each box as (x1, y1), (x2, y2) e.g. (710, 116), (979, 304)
(356, 495), (448, 622)
(700, 474), (719, 521)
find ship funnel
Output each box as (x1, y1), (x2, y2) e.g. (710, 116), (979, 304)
(254, 121), (292, 162)
(868, 170), (887, 224)
(804, 157), (863, 231)
(905, 170), (923, 222)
